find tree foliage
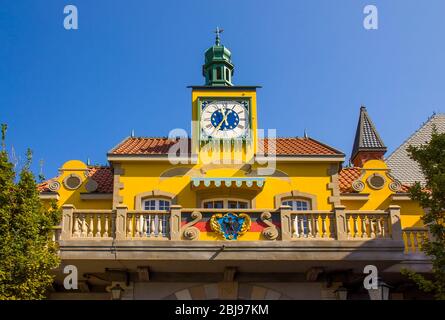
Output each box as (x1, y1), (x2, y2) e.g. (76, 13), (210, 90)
(0, 124), (61, 299)
(401, 128), (445, 300)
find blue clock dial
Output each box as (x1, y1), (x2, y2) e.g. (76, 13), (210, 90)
(210, 109), (240, 130)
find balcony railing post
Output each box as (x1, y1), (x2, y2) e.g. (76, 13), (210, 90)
(388, 205), (403, 241)
(115, 205), (127, 240)
(334, 205), (347, 240)
(280, 205), (292, 240)
(170, 205), (182, 240)
(60, 204), (75, 240)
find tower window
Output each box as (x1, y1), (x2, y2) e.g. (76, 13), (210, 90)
(216, 67), (222, 80)
(225, 68), (230, 81)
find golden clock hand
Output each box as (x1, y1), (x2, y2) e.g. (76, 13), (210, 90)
(211, 116), (225, 136)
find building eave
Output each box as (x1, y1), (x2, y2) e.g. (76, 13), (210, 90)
(39, 192), (59, 200)
(80, 193), (113, 200)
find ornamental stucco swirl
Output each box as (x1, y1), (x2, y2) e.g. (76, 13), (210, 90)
(260, 211), (279, 240)
(352, 180), (365, 192)
(48, 180), (61, 192)
(181, 211), (202, 240)
(389, 180), (402, 192)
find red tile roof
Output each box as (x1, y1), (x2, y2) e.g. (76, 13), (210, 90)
(258, 138), (343, 156)
(110, 137), (190, 155)
(338, 167), (362, 193)
(38, 166), (113, 193)
(109, 137), (343, 156)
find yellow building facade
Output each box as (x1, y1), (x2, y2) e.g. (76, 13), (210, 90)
(40, 35), (431, 300)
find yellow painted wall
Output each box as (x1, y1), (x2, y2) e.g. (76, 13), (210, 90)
(117, 161), (335, 211)
(340, 160), (425, 229)
(42, 160), (112, 210)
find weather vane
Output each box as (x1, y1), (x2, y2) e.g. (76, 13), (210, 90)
(214, 26), (224, 45)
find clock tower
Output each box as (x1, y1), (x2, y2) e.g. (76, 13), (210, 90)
(190, 29), (260, 162)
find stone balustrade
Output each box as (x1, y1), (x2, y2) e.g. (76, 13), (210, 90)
(403, 227), (430, 253)
(345, 211), (392, 239)
(59, 204), (412, 247)
(290, 211), (335, 239)
(126, 211), (169, 238)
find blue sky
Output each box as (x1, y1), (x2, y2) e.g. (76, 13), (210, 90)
(1, 0), (444, 178)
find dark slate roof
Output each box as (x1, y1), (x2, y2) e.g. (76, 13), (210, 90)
(386, 113), (445, 185)
(351, 106), (387, 160)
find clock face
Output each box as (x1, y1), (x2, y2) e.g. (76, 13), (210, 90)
(201, 101), (248, 139)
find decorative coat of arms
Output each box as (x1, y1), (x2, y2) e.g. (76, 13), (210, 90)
(210, 213), (251, 240)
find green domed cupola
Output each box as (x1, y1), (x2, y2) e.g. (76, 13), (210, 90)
(202, 27), (234, 86)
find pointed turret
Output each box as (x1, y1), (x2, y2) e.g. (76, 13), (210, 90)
(351, 106), (387, 167)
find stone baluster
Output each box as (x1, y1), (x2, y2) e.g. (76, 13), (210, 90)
(142, 215), (147, 237)
(127, 213), (133, 237)
(369, 215), (376, 238)
(158, 215), (163, 237)
(80, 215), (87, 237)
(300, 215), (306, 238)
(87, 214), (93, 237)
(151, 215), (156, 237)
(95, 215), (102, 238)
(380, 217), (385, 238)
(375, 216), (382, 238)
(412, 232), (419, 252)
(135, 214), (141, 237)
(292, 215), (299, 238)
(329, 214), (335, 238)
(307, 215), (313, 238)
(104, 214), (110, 237)
(360, 214), (367, 238)
(73, 214), (80, 238)
(321, 215), (327, 238)
(314, 214), (320, 238)
(346, 215), (351, 238)
(404, 231), (412, 253)
(352, 215), (359, 238)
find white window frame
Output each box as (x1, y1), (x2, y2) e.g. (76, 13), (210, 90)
(201, 198), (250, 209)
(142, 198), (171, 211)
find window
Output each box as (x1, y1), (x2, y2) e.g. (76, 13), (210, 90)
(225, 68), (230, 81)
(228, 200), (248, 209)
(282, 199), (310, 211)
(216, 67), (222, 80)
(203, 200), (224, 209)
(142, 199), (171, 211)
(202, 199), (249, 209)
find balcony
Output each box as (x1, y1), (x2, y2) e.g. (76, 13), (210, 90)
(53, 204), (429, 273)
